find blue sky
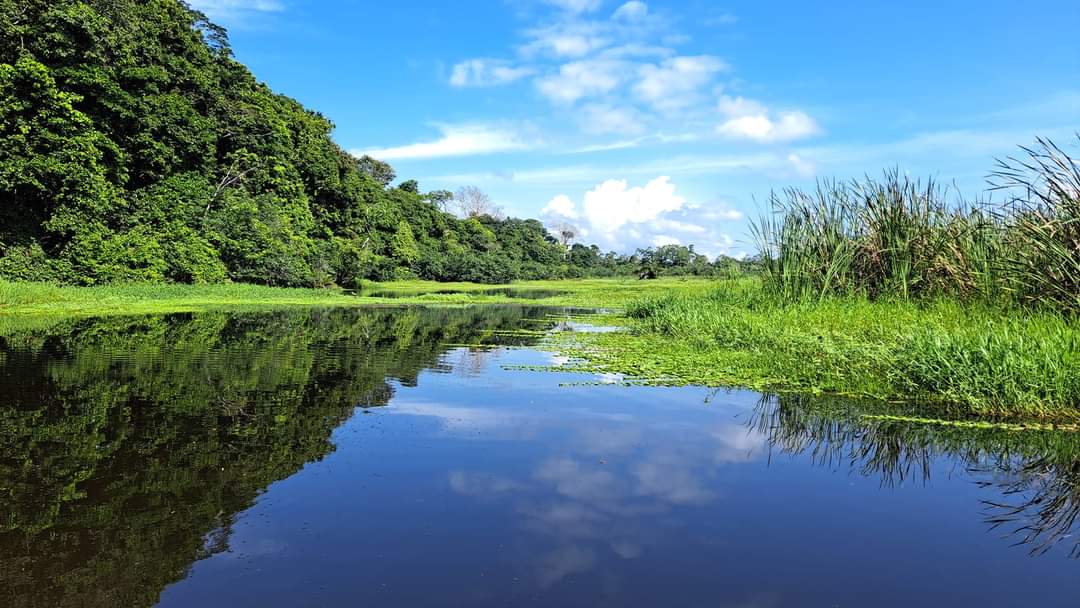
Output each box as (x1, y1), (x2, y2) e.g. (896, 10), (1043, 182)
(190, 0), (1080, 258)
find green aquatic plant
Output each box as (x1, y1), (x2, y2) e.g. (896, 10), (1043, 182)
(751, 172), (995, 303)
(752, 137), (1080, 312)
(991, 135), (1080, 312)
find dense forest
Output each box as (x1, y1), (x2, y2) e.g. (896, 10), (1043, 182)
(0, 0), (748, 286)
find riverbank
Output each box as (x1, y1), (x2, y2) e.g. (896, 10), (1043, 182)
(0, 278), (700, 315)
(549, 283), (1080, 420)
(2, 278), (1077, 420)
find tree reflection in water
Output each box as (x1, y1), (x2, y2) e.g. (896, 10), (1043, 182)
(749, 393), (1080, 558)
(0, 306), (555, 608)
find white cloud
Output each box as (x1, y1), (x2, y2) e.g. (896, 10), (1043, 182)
(536, 59), (625, 103)
(187, 0), (283, 18)
(715, 95), (821, 142)
(705, 13), (738, 26)
(612, 1), (649, 21)
(700, 207), (744, 221)
(597, 43), (673, 59)
(543, 175), (686, 241)
(543, 0), (604, 14)
(786, 153), (816, 177)
(542, 194), (580, 219)
(716, 95), (766, 117)
(634, 55), (728, 111)
(521, 22), (612, 58)
(356, 123), (530, 160)
(532, 174), (751, 256)
(655, 218), (706, 233)
(449, 59), (534, 87)
(577, 103), (648, 136)
(583, 176), (686, 233)
(718, 112), (821, 143)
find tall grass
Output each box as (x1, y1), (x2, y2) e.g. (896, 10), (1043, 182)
(991, 136), (1080, 312)
(753, 136), (1079, 311)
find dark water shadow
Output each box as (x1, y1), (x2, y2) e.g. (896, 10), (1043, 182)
(749, 393), (1080, 558)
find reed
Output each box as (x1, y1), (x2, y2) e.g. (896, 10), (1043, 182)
(752, 135), (1080, 311)
(991, 136), (1080, 312)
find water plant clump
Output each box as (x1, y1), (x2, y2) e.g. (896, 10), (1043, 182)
(752, 136), (1080, 312)
(990, 137), (1080, 312)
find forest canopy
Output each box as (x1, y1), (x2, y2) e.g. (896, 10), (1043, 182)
(0, 0), (747, 286)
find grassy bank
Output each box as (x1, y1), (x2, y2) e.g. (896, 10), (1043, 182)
(0, 282), (370, 315)
(551, 282), (1080, 420)
(0, 277), (705, 316)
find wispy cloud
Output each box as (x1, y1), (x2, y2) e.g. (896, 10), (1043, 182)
(704, 13), (738, 26)
(186, 0), (284, 19)
(612, 1), (649, 21)
(449, 59), (535, 87)
(542, 0), (604, 14)
(356, 123), (532, 161)
(633, 55), (728, 112)
(442, 2), (818, 154)
(536, 59), (626, 103)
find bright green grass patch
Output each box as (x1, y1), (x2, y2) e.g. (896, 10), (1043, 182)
(552, 284), (1080, 420)
(0, 277), (712, 316)
(0, 281), (367, 316)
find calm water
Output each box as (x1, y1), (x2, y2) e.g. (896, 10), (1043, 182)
(2, 307), (1079, 607)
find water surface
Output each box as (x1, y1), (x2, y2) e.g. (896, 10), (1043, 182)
(1, 307), (1078, 607)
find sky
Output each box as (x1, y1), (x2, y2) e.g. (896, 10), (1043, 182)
(188, 0), (1080, 259)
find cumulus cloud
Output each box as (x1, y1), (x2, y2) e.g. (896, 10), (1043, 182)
(715, 94), (821, 143)
(542, 176), (687, 244)
(718, 112), (820, 143)
(356, 123), (530, 160)
(634, 55), (728, 111)
(542, 194), (580, 219)
(449, 59), (534, 87)
(583, 176), (686, 233)
(536, 59), (626, 103)
(540, 176), (747, 256)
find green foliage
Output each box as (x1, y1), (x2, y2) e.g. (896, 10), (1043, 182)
(991, 136), (1080, 312)
(390, 220), (419, 265)
(611, 283), (1080, 419)
(752, 139), (1080, 311)
(0, 55), (117, 249)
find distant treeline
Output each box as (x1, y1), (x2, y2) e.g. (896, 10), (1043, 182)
(0, 0), (746, 286)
